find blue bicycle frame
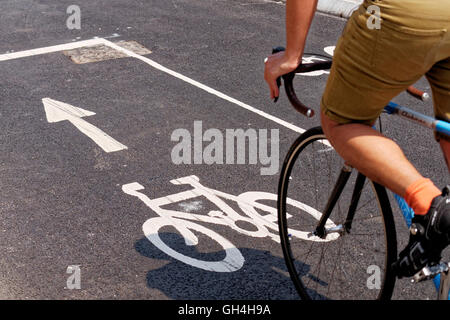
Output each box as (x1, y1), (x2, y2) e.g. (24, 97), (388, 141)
(384, 101), (450, 300)
(385, 101), (450, 137)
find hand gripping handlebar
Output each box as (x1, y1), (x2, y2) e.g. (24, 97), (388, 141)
(272, 46), (331, 118)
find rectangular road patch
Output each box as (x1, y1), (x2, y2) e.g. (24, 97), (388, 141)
(62, 40), (152, 64)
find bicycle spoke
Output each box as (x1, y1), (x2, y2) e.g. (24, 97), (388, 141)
(329, 232), (348, 298)
(356, 196), (377, 213)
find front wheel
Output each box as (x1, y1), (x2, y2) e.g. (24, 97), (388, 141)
(278, 127), (397, 300)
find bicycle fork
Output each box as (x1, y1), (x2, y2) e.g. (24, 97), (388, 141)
(314, 165), (366, 239)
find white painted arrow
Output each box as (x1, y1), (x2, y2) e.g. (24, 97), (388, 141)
(43, 98), (128, 153)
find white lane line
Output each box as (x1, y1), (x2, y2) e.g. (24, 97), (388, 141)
(1, 38), (331, 145)
(0, 39), (104, 61)
(98, 38), (309, 135)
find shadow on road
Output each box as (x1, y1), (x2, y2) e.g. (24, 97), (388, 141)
(135, 234), (304, 300)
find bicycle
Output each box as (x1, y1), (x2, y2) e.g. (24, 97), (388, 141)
(273, 47), (450, 300)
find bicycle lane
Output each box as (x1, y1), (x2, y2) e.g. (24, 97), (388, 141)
(0, 0), (442, 300)
(118, 0), (445, 301)
(0, 36), (312, 299)
(0, 37), (395, 301)
(0, 0), (337, 300)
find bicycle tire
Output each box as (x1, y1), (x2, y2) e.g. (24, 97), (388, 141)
(278, 127), (397, 300)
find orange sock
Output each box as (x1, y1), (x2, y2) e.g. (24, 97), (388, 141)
(404, 178), (442, 215)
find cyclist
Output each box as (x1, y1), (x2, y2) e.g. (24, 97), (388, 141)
(264, 0), (450, 278)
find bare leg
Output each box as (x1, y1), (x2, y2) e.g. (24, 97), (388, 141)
(321, 111), (423, 197)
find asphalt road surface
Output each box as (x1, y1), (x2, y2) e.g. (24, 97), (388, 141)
(0, 0), (448, 300)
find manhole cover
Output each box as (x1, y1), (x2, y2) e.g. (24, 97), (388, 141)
(63, 40), (152, 64)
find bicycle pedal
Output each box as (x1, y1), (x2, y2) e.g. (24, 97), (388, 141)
(412, 262), (450, 283)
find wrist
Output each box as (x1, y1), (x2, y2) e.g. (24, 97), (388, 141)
(284, 49), (302, 67)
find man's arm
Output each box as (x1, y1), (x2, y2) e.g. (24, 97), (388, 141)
(264, 0), (318, 100)
(285, 0), (318, 64)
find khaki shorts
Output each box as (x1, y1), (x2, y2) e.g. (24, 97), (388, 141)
(321, 0), (450, 124)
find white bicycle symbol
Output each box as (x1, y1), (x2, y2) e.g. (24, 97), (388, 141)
(122, 175), (339, 273)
